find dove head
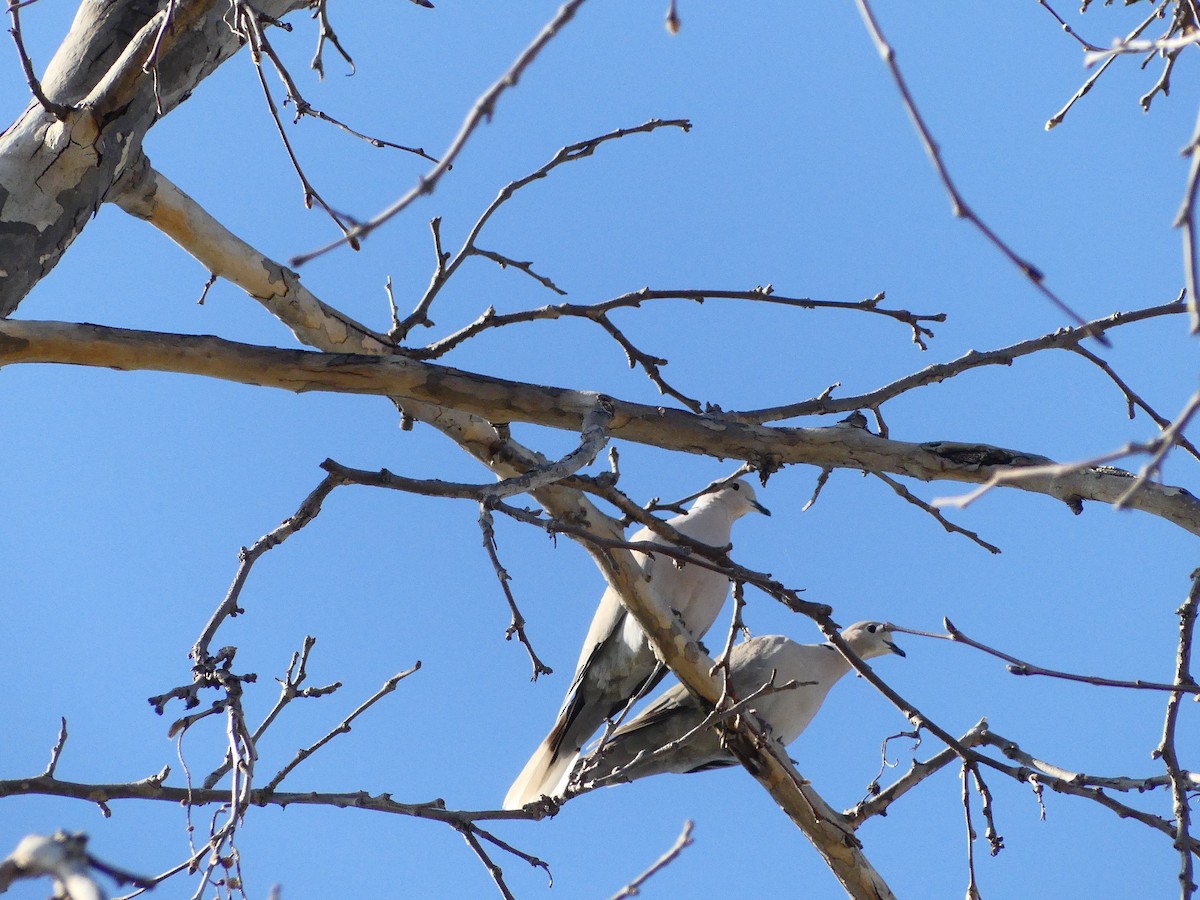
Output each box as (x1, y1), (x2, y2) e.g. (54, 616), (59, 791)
(699, 479), (771, 519)
(840, 621), (905, 660)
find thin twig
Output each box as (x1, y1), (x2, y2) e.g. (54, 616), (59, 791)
(872, 472), (1002, 554)
(203, 637), (341, 789)
(5, 0), (71, 118)
(1035, 0), (1104, 51)
(971, 763), (1004, 857)
(1177, 104), (1200, 332)
(890, 618), (1200, 695)
(802, 467), (833, 511)
(479, 506), (553, 680)
(1114, 389), (1200, 508)
(454, 821), (518, 900)
(310, 0), (355, 79)
(42, 718), (68, 778)
(192, 472), (340, 666)
(846, 720), (990, 828)
(1071, 334), (1200, 465)
(254, 8), (436, 161)
(393, 119), (690, 342)
(854, 0), (1104, 341)
(471, 824), (553, 887)
(413, 287), (943, 360)
(262, 663), (421, 794)
(814, 619), (1200, 853)
(609, 820), (695, 900)
(961, 762), (982, 900)
(1046, 3), (1164, 130)
(732, 300), (1182, 424)
(239, 7), (363, 242)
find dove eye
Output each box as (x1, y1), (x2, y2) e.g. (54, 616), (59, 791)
(867, 624), (878, 633)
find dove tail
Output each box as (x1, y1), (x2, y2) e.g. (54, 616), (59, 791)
(502, 734), (578, 810)
(503, 684), (595, 809)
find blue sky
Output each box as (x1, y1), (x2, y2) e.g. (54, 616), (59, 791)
(3, 2), (1200, 898)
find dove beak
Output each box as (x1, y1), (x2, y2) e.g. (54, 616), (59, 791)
(752, 499), (771, 517)
(886, 639), (906, 658)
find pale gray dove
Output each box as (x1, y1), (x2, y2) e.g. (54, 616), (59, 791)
(503, 479), (769, 809)
(570, 621), (904, 789)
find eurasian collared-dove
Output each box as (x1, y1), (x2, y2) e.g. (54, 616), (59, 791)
(569, 621), (904, 789)
(502, 480), (769, 810)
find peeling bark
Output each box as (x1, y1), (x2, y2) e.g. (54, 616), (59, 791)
(0, 0), (307, 314)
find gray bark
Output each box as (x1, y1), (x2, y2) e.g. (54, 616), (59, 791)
(0, 0), (306, 314)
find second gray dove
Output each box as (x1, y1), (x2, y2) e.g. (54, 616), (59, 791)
(570, 621), (904, 789)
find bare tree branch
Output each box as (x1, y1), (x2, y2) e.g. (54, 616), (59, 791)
(732, 299), (1184, 425)
(1045, 4), (1163, 130)
(888, 618), (1200, 695)
(609, 820), (694, 900)
(263, 664), (421, 794)
(5, 0), (71, 118)
(872, 471), (1002, 554)
(5, 319), (1199, 536)
(292, 0), (591, 264)
(203, 638), (341, 790)
(479, 507), (554, 680)
(393, 119), (691, 342)
(852, 0), (1105, 341)
(1154, 569), (1200, 897)
(846, 720), (991, 828)
(414, 288), (943, 362)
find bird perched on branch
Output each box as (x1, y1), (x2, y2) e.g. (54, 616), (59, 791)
(503, 479), (770, 810)
(570, 621), (904, 790)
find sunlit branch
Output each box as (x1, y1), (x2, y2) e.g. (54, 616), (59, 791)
(5, 319), (1200, 535)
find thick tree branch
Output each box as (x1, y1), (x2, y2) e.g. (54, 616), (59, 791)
(111, 160), (389, 353)
(0, 0), (311, 314)
(3, 318), (1198, 536)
